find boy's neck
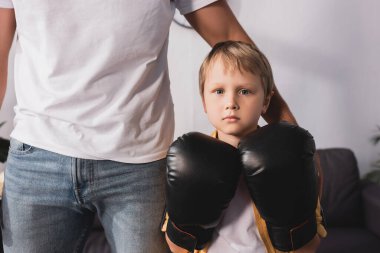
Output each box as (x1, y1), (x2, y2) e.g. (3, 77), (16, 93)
(216, 126), (259, 148)
(217, 132), (241, 148)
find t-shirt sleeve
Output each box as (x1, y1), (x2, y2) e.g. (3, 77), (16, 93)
(0, 0), (13, 8)
(175, 0), (219, 15)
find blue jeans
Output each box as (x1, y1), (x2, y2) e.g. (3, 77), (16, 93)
(2, 138), (170, 253)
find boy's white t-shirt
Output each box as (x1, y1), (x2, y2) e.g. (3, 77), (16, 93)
(208, 176), (266, 253)
(1, 0), (217, 163)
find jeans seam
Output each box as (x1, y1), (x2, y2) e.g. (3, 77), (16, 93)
(73, 216), (93, 253)
(71, 158), (83, 206)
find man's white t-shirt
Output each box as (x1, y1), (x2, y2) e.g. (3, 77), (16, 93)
(1, 0), (217, 163)
(208, 176), (266, 253)
(0, 0), (12, 8)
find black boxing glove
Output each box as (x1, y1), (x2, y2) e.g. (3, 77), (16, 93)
(165, 132), (241, 252)
(238, 122), (318, 251)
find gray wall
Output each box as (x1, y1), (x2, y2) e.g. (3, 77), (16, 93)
(1, 0), (379, 175)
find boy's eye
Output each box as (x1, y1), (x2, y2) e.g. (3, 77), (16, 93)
(239, 89), (251, 95)
(215, 89), (224, 95)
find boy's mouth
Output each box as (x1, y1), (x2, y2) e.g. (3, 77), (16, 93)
(223, 115), (240, 122)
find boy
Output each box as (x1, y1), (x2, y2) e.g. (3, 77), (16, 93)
(163, 41), (326, 253)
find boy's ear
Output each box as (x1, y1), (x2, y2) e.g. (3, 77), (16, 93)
(202, 96), (207, 113)
(261, 90), (274, 114)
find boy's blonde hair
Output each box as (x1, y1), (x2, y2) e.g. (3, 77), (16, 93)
(199, 41), (274, 98)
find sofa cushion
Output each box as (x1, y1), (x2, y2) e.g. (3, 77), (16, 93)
(317, 227), (380, 253)
(362, 183), (380, 237)
(317, 148), (363, 227)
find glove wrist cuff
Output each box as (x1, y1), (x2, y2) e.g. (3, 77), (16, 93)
(166, 218), (197, 252)
(166, 218), (215, 252)
(267, 215), (317, 251)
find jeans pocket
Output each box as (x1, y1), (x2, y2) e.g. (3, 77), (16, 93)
(9, 138), (34, 156)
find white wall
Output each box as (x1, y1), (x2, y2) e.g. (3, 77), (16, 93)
(1, 0), (379, 175)
(169, 0), (380, 176)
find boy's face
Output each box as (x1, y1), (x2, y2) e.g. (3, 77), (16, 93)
(202, 58), (271, 140)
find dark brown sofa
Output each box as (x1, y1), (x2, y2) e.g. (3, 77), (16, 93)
(316, 148), (380, 253)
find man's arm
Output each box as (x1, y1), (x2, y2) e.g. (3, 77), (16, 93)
(0, 8), (16, 109)
(184, 0), (297, 124)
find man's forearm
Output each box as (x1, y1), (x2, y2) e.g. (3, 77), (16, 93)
(185, 0), (254, 47)
(0, 60), (8, 108)
(0, 8), (16, 108)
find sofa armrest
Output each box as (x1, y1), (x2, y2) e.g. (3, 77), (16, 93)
(362, 183), (380, 238)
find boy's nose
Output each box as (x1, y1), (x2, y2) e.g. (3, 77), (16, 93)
(225, 99), (239, 110)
